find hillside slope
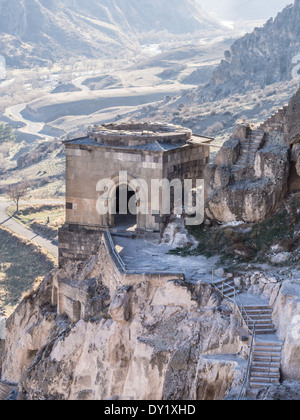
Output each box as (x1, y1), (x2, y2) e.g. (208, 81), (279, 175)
(210, 0), (300, 96)
(0, 0), (222, 67)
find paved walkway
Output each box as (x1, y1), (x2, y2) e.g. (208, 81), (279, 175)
(0, 199), (60, 260)
(115, 235), (219, 281)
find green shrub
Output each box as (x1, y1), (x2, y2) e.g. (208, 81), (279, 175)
(0, 123), (15, 144)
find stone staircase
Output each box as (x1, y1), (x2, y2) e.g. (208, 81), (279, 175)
(213, 277), (238, 299)
(240, 304), (282, 391)
(211, 279), (283, 394)
(250, 340), (283, 389)
(241, 305), (277, 335)
(0, 381), (16, 400)
(233, 129), (265, 174)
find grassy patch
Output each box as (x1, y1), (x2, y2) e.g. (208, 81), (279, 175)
(7, 204), (65, 241)
(0, 225), (55, 317)
(170, 204), (299, 268)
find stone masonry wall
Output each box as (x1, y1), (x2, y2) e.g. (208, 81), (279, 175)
(58, 225), (102, 268)
(163, 144), (209, 182)
(65, 145), (164, 232)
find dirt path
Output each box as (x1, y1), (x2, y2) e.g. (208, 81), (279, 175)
(0, 199), (61, 260)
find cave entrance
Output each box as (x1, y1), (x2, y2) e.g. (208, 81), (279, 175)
(114, 184), (137, 233)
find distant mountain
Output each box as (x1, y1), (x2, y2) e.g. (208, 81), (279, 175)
(209, 0), (300, 96)
(109, 0), (221, 34)
(0, 0), (222, 67)
(197, 0), (292, 21)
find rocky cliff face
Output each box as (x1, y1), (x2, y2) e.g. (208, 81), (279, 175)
(205, 125), (290, 223)
(205, 84), (300, 224)
(210, 0), (300, 97)
(0, 247), (247, 400)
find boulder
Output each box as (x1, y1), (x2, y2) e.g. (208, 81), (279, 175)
(269, 252), (291, 265)
(215, 268), (226, 277)
(162, 219), (198, 249)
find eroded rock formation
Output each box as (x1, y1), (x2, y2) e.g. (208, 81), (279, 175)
(205, 125), (290, 222)
(273, 279), (300, 381)
(0, 240), (247, 401)
(211, 0), (300, 96)
(205, 85), (300, 223)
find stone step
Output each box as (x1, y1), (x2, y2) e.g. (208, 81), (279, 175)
(253, 350), (281, 356)
(253, 355), (281, 363)
(255, 341), (283, 347)
(242, 306), (272, 310)
(251, 366), (280, 373)
(252, 361), (281, 368)
(247, 322), (275, 328)
(242, 311), (273, 317)
(214, 281), (234, 288)
(248, 315), (273, 321)
(250, 383), (269, 389)
(214, 279), (235, 286)
(250, 380), (278, 389)
(242, 307), (273, 313)
(250, 377), (279, 384)
(251, 371), (280, 379)
(247, 318), (274, 323)
(247, 316), (273, 321)
(222, 283), (236, 290)
(252, 329), (277, 335)
(225, 292), (236, 298)
(254, 349), (282, 356)
(254, 346), (282, 352)
(214, 284), (235, 292)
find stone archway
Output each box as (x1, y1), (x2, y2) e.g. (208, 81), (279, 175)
(105, 173), (148, 233)
(114, 183), (137, 232)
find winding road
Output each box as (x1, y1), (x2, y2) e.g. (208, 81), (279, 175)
(5, 103), (53, 140)
(0, 199), (60, 260)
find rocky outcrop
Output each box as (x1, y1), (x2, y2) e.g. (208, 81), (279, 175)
(161, 219), (198, 249)
(210, 0), (300, 96)
(195, 355), (247, 401)
(205, 124), (290, 223)
(273, 279), (300, 381)
(0, 273), (57, 384)
(285, 84), (300, 146)
(0, 244), (247, 400)
(256, 380), (300, 400)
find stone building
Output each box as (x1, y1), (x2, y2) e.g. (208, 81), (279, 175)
(59, 122), (211, 267)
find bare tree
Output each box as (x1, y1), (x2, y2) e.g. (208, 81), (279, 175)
(6, 182), (29, 213)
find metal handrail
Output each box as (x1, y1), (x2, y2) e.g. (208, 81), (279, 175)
(212, 276), (257, 400)
(238, 327), (256, 400)
(105, 221), (127, 272)
(104, 221), (185, 277)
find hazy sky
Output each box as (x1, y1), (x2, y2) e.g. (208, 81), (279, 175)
(197, 0), (293, 21)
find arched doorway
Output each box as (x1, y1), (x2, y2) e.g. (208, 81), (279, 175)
(114, 184), (137, 233)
